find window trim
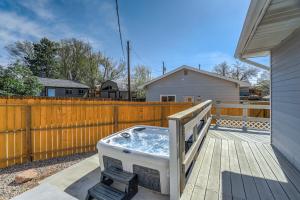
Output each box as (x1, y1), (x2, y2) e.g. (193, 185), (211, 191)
(65, 88), (73, 95)
(183, 96), (194, 103)
(78, 89), (85, 95)
(160, 94), (176, 102)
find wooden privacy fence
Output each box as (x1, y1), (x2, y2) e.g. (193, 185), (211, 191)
(0, 97), (192, 168)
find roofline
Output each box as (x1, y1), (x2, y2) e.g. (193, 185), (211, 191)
(235, 0), (272, 59)
(37, 77), (89, 89)
(140, 65), (251, 89)
(43, 86), (89, 89)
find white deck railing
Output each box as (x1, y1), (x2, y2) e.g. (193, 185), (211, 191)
(168, 100), (212, 200)
(213, 101), (270, 131)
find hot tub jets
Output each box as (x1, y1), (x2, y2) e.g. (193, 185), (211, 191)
(121, 132), (131, 138)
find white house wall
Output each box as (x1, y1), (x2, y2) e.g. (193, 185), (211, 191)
(271, 29), (300, 171)
(145, 69), (240, 102)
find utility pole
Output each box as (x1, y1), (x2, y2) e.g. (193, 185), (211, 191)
(162, 61), (166, 75)
(198, 64), (201, 70)
(127, 41), (131, 101)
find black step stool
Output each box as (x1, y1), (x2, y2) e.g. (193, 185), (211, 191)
(86, 183), (126, 200)
(86, 167), (138, 200)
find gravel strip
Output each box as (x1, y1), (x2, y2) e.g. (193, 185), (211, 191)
(0, 152), (96, 200)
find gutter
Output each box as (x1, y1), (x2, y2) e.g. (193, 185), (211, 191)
(239, 57), (270, 71)
(235, 0), (272, 71)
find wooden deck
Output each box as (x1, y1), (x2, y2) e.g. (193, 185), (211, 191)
(181, 128), (300, 200)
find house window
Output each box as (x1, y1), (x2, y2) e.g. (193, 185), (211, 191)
(65, 89), (73, 95)
(78, 89), (85, 95)
(184, 96), (194, 103)
(160, 95), (176, 102)
(47, 88), (55, 97)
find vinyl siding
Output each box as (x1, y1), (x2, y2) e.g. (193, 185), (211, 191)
(145, 69), (239, 102)
(41, 87), (88, 97)
(271, 30), (300, 171)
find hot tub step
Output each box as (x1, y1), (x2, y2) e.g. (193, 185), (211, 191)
(102, 167), (137, 185)
(100, 167), (138, 199)
(86, 183), (126, 200)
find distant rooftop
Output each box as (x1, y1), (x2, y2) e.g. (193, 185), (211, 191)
(38, 77), (89, 89)
(141, 65), (251, 89)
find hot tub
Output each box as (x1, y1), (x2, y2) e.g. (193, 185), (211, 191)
(97, 125), (170, 194)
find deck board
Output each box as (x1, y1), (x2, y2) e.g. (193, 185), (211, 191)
(256, 143), (300, 200)
(206, 139), (221, 200)
(248, 142), (289, 200)
(235, 142), (260, 200)
(181, 128), (300, 200)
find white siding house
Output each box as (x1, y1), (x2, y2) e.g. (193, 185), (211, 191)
(142, 66), (250, 103)
(236, 0), (300, 170)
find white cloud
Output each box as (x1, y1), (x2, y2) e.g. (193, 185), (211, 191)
(18, 0), (55, 20)
(195, 51), (236, 67)
(0, 30), (19, 44)
(0, 11), (46, 40)
(98, 1), (118, 32)
(0, 54), (9, 66)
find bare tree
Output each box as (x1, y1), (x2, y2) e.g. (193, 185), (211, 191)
(5, 41), (34, 65)
(132, 65), (151, 98)
(213, 62), (231, 76)
(230, 61), (258, 82)
(98, 55), (126, 83)
(255, 71), (270, 96)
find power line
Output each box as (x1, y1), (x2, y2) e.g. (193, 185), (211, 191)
(131, 48), (149, 65)
(115, 0), (125, 60)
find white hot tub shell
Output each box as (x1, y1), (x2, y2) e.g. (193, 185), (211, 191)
(97, 125), (170, 194)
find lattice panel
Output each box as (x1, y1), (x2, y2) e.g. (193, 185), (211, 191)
(216, 119), (270, 131)
(216, 119), (244, 129)
(246, 121), (270, 131)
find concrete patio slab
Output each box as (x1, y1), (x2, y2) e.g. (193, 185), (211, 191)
(13, 154), (169, 200)
(11, 183), (77, 200)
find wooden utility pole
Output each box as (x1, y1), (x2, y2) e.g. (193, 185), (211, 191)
(127, 41), (131, 101)
(163, 61), (166, 75)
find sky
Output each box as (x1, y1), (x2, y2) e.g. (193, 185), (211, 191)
(0, 0), (260, 79)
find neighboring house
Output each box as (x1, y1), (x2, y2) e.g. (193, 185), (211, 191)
(239, 84), (250, 98)
(141, 65), (250, 103)
(236, 0), (300, 170)
(93, 80), (137, 100)
(38, 77), (89, 97)
(262, 95), (270, 101)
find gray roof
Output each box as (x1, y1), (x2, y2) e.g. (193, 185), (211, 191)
(140, 65), (251, 89)
(38, 77), (89, 89)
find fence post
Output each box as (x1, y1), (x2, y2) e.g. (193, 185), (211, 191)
(242, 102), (248, 131)
(169, 118), (182, 200)
(215, 101), (221, 127)
(113, 105), (119, 132)
(160, 105), (164, 127)
(26, 105), (33, 162)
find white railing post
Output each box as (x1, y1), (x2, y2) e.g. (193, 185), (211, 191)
(242, 102), (248, 131)
(169, 119), (181, 200)
(168, 100), (212, 199)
